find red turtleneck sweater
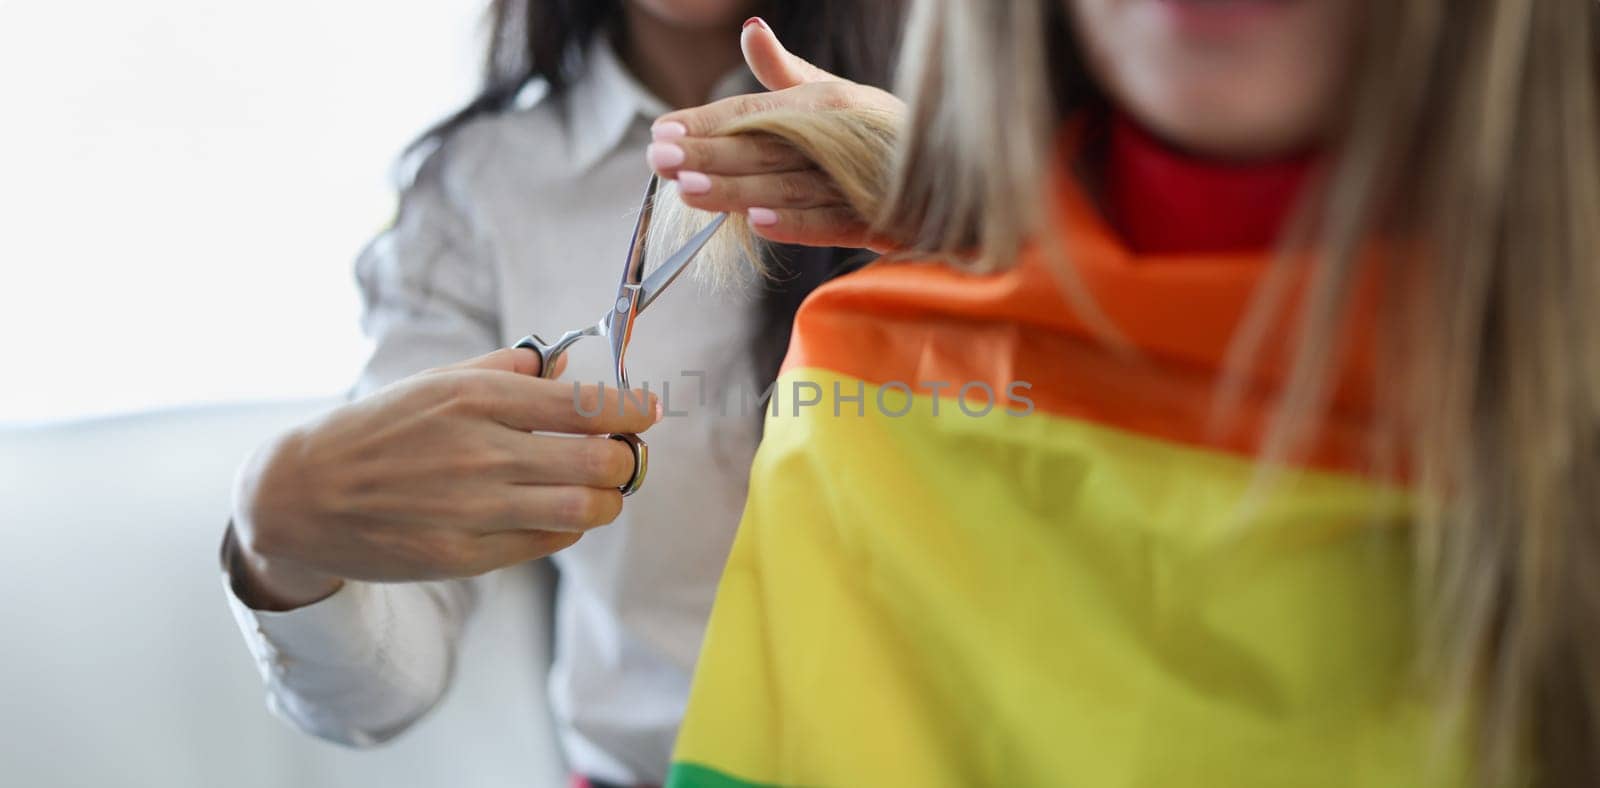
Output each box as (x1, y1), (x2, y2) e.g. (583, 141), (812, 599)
(1103, 112), (1315, 255)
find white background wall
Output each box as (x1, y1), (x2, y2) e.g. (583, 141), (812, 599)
(0, 399), (567, 788)
(0, 9), (572, 785)
(0, 0), (481, 424)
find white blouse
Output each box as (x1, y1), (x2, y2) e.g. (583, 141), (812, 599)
(224, 38), (763, 785)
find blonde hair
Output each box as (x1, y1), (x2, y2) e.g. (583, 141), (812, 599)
(660, 0), (1600, 783)
(889, 1), (1600, 785)
(645, 106), (900, 287)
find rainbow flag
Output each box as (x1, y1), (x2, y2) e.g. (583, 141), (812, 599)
(667, 173), (1467, 786)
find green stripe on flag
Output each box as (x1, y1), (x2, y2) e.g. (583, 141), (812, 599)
(666, 761), (778, 788)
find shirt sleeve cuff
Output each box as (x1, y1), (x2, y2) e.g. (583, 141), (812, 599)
(219, 523), (389, 669)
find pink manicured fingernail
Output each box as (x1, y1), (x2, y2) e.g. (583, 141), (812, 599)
(677, 170), (712, 195)
(647, 142), (685, 169)
(743, 16), (769, 32)
(654, 401), (665, 423)
(651, 121), (687, 141)
(748, 207), (779, 226)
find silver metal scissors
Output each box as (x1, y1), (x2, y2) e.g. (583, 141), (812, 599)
(512, 174), (727, 497)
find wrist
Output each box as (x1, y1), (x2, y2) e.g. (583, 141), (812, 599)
(228, 429), (343, 610)
(223, 522), (343, 611)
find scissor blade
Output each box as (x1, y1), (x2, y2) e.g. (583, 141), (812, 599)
(634, 212), (729, 315)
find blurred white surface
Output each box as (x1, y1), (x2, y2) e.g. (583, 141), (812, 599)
(0, 400), (567, 788)
(0, 1), (479, 423)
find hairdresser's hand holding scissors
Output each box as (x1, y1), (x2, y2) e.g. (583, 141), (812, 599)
(232, 176), (722, 611)
(512, 174), (726, 497)
(647, 17), (903, 251)
(230, 348), (660, 609)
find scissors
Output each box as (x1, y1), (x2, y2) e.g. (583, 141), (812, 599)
(512, 174), (727, 497)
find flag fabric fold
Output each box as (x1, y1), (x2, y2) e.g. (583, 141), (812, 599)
(666, 165), (1465, 787)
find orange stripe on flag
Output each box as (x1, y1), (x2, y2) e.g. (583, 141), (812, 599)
(782, 169), (1385, 475)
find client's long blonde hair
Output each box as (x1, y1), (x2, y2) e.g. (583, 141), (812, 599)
(646, 106), (899, 289)
(659, 1), (1600, 784)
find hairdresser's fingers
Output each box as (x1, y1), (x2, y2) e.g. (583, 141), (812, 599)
(654, 79), (890, 142)
(430, 347), (544, 377)
(653, 93), (782, 139)
(507, 433), (641, 489)
(676, 169), (842, 213)
(647, 134), (810, 178)
(465, 530), (584, 573)
(458, 485), (624, 537)
(495, 485), (626, 534)
(744, 206), (883, 251)
(740, 17), (839, 91)
(429, 346), (568, 378)
(475, 375), (660, 436)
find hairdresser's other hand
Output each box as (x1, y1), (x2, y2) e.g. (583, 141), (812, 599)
(647, 17), (903, 251)
(229, 348), (659, 611)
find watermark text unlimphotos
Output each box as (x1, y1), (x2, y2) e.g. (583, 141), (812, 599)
(573, 370), (1034, 419)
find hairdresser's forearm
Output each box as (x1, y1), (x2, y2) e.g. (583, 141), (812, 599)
(223, 436), (479, 746)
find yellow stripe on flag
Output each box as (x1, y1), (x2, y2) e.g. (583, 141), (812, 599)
(671, 368), (1466, 788)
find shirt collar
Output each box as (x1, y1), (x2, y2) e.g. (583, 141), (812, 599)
(562, 35), (754, 173)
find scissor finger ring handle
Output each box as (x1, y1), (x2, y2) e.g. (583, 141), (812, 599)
(516, 331), (596, 379)
(608, 433), (648, 496)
